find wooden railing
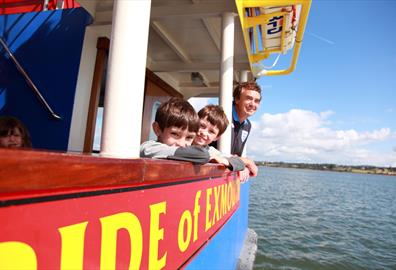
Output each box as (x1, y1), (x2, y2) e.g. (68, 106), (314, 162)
(0, 148), (228, 199)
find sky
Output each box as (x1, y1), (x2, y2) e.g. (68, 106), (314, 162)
(190, 0), (396, 167)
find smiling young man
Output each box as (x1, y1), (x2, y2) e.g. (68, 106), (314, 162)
(230, 81), (261, 178)
(232, 81), (261, 156)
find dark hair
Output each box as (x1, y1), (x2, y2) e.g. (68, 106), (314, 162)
(0, 116), (32, 147)
(233, 81), (261, 101)
(155, 97), (199, 133)
(198, 105), (229, 136)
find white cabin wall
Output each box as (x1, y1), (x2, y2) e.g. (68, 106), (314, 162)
(67, 25), (111, 152)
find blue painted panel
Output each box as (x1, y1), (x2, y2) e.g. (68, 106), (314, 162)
(186, 181), (250, 270)
(0, 89), (5, 111)
(0, 9), (91, 150)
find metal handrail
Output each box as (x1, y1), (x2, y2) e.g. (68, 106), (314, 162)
(0, 38), (61, 120)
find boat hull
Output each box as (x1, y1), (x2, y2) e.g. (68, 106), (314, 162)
(0, 148), (248, 269)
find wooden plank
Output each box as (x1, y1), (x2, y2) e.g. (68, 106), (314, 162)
(83, 37), (109, 153)
(0, 148), (227, 196)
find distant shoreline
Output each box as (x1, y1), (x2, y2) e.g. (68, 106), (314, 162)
(256, 161), (396, 176)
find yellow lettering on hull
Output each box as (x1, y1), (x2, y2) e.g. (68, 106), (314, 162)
(100, 212), (143, 270)
(0, 241), (37, 269)
(59, 221), (88, 270)
(149, 202), (167, 270)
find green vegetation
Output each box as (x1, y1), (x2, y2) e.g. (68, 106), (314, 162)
(256, 161), (396, 176)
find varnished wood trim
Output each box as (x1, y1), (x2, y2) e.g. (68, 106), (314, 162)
(0, 148), (228, 197)
(145, 68), (183, 98)
(83, 37), (110, 153)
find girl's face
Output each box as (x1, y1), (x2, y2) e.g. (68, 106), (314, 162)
(0, 127), (23, 148)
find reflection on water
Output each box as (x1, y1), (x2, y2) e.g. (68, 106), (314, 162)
(249, 166), (396, 270)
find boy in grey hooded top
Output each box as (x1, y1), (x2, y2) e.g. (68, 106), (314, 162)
(140, 97), (210, 164)
(140, 98), (245, 173)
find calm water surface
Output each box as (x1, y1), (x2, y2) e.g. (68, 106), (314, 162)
(249, 166), (396, 270)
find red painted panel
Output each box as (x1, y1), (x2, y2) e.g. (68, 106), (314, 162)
(0, 174), (240, 269)
(0, 0), (80, 15)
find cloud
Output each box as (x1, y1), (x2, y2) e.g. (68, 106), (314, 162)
(247, 109), (396, 167)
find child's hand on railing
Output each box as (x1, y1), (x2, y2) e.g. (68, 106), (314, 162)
(238, 168), (250, 183)
(210, 155), (230, 167)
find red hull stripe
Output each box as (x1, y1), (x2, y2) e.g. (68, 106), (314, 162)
(0, 0), (80, 15)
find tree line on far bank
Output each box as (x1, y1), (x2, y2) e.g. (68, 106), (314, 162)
(256, 161), (396, 176)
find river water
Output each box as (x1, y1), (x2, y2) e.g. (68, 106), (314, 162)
(249, 166), (396, 270)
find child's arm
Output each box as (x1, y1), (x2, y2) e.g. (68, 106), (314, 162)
(167, 146), (210, 164)
(140, 140), (178, 158)
(140, 141), (210, 164)
(226, 156), (246, 171)
(239, 157), (258, 176)
(210, 155), (230, 167)
(208, 146), (245, 172)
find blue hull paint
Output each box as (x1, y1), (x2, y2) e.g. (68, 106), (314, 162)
(0, 9), (91, 150)
(186, 181), (250, 270)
